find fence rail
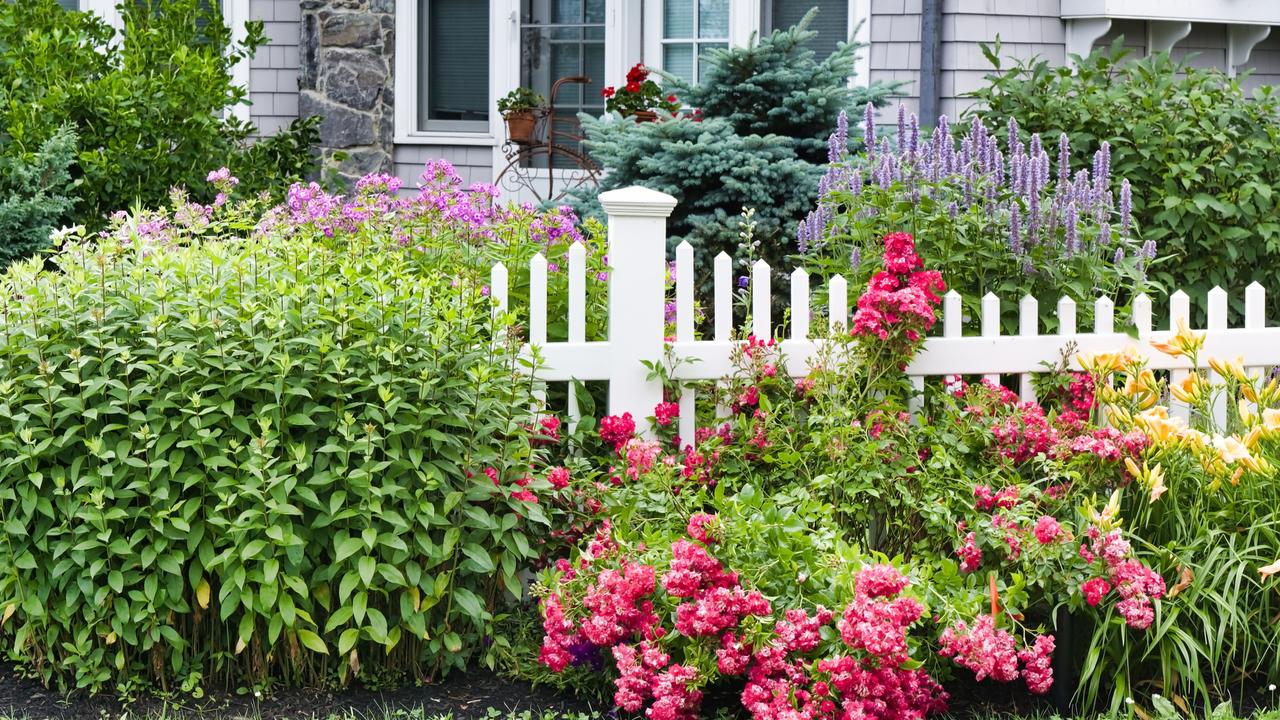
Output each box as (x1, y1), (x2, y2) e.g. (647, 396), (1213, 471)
(490, 186), (1280, 443)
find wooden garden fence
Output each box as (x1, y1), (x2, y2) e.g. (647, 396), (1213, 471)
(489, 186), (1280, 442)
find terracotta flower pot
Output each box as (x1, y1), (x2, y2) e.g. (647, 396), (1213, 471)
(504, 110), (538, 144)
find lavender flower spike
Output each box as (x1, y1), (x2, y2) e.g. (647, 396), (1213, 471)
(897, 104), (906, 153)
(1119, 179), (1132, 238)
(863, 103), (876, 157)
(1057, 133), (1070, 184)
(1009, 203), (1023, 254)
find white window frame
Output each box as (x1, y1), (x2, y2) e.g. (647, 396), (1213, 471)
(642, 0), (874, 84)
(643, 0), (737, 83)
(394, 0), (510, 148)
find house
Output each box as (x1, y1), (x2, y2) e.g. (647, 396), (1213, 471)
(65, 0), (1280, 194)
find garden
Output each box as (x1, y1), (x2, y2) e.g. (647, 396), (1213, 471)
(0, 4), (1279, 720)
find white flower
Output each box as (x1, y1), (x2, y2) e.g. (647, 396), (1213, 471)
(1125, 698), (1135, 705)
(1270, 684), (1277, 692)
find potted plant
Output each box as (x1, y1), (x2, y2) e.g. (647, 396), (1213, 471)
(498, 87), (545, 144)
(601, 63), (679, 122)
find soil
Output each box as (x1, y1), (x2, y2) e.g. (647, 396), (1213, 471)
(0, 666), (599, 720)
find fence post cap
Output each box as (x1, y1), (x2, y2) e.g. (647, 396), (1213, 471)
(599, 186), (678, 218)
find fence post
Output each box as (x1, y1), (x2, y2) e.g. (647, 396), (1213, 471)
(599, 186), (678, 438)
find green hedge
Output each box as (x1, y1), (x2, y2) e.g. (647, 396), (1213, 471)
(0, 230), (547, 693)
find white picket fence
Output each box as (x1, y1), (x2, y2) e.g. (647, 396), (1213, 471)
(489, 186), (1280, 443)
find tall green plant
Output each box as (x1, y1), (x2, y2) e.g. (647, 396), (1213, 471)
(0, 223), (549, 693)
(969, 40), (1280, 323)
(0, 0), (317, 237)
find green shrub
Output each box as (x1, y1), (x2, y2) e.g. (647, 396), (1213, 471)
(0, 0), (317, 239)
(0, 125), (77, 266)
(969, 40), (1280, 323)
(0, 215), (551, 692)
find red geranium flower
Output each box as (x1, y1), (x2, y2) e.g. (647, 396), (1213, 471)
(601, 86), (616, 98)
(626, 81), (642, 93)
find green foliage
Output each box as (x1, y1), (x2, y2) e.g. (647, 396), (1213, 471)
(0, 0), (317, 237)
(0, 225), (550, 693)
(969, 40), (1280, 323)
(498, 87), (546, 115)
(0, 125), (77, 267)
(572, 10), (898, 280)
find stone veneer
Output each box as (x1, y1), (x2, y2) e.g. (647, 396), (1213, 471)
(299, 0), (394, 184)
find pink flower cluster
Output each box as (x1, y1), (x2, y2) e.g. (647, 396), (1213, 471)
(742, 564), (946, 720)
(665, 540), (770, 636)
(654, 402), (680, 427)
(851, 233), (945, 349)
(1080, 528), (1166, 629)
(601, 412), (637, 452)
(974, 484), (1019, 511)
(613, 642), (703, 720)
(580, 561), (659, 645)
(938, 615), (1055, 694)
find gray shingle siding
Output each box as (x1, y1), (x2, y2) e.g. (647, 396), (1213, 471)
(393, 145), (495, 189)
(247, 0), (300, 136)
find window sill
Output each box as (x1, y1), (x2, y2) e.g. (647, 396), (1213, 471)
(393, 132), (499, 147)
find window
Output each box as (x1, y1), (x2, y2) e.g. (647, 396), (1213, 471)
(520, 0), (605, 167)
(418, 0), (491, 132)
(661, 0), (728, 83)
(765, 0), (848, 60)
(56, 0), (80, 9)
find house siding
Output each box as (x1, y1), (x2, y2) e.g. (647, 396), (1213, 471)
(248, 0), (301, 136)
(393, 144), (496, 188)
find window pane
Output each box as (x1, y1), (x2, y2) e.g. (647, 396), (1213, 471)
(585, 0), (605, 23)
(421, 0), (490, 130)
(664, 0), (693, 39)
(552, 0), (581, 24)
(769, 0), (848, 59)
(664, 43), (694, 82)
(57, 0), (80, 9)
(698, 0), (728, 39)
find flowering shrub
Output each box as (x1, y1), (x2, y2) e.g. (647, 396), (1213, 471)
(511, 235), (1203, 718)
(800, 105), (1151, 333)
(601, 64), (680, 118)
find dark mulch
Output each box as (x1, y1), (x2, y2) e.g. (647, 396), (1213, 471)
(0, 665), (600, 720)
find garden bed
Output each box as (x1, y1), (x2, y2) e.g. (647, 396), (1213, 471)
(0, 666), (594, 720)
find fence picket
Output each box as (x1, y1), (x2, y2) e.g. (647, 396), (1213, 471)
(530, 254), (547, 346)
(1057, 296), (1076, 336)
(829, 275), (848, 333)
(676, 242), (696, 445)
(566, 243), (585, 435)
(715, 252), (731, 342)
(1168, 290), (1191, 422)
(1207, 286), (1229, 428)
(529, 254), (548, 410)
(490, 262), (508, 321)
(1019, 295), (1038, 402)
(752, 260), (771, 339)
(943, 290), (961, 339)
(1132, 293), (1152, 337)
(982, 293), (1000, 384)
(791, 268), (810, 341)
(1245, 282), (1266, 414)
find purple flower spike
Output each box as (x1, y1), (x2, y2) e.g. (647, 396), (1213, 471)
(897, 104), (907, 152)
(1057, 133), (1070, 184)
(864, 103), (876, 156)
(1119, 179), (1132, 238)
(1009, 203), (1023, 254)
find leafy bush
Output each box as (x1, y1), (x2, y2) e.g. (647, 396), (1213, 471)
(0, 166), (602, 694)
(0, 0), (317, 240)
(798, 105), (1151, 333)
(969, 41), (1280, 323)
(0, 125), (77, 266)
(573, 11), (898, 283)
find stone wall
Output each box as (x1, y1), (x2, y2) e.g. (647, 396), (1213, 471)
(299, 0), (394, 183)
